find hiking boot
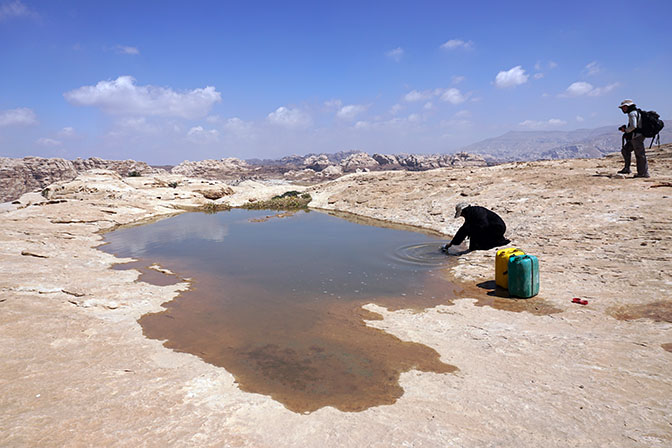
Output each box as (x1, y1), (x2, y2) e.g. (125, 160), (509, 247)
(634, 173), (650, 178)
(617, 168), (631, 174)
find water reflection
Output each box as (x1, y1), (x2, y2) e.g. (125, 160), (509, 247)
(102, 209), (459, 413)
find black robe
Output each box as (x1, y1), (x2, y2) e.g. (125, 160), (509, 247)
(449, 205), (509, 250)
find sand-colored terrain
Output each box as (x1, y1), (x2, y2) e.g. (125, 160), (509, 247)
(1, 147), (671, 447)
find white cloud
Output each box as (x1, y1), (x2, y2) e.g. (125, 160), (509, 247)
(36, 137), (62, 146)
(452, 75), (465, 85)
(386, 47), (404, 62)
(454, 110), (471, 118)
(576, 115), (585, 122)
(585, 61), (601, 76)
(117, 116), (157, 133)
(495, 65), (529, 88)
(267, 106), (311, 128)
(548, 61), (558, 69)
(337, 104), (367, 120)
(223, 117), (253, 134)
(404, 89), (433, 102)
(186, 126), (219, 143)
(0, 107), (37, 126)
(0, 0), (34, 20)
(115, 45), (140, 55)
(57, 126), (75, 137)
(440, 39), (473, 50)
(562, 81), (619, 97)
(423, 102), (434, 110)
(519, 118), (567, 129)
(390, 103), (403, 115)
(64, 76), (221, 119)
(533, 73), (544, 79)
(440, 88), (466, 104)
(324, 99), (343, 108)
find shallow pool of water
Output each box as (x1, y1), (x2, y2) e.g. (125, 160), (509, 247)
(102, 209), (461, 412)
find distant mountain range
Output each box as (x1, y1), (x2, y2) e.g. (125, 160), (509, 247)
(458, 121), (671, 162)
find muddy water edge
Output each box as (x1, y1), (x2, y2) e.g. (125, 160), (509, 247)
(101, 208), (532, 412)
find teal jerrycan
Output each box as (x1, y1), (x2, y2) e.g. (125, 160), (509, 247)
(508, 254), (539, 298)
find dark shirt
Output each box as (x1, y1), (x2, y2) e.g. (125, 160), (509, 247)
(450, 206), (508, 250)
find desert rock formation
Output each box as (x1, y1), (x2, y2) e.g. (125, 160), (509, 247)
(1, 146), (671, 447)
(0, 156), (165, 203)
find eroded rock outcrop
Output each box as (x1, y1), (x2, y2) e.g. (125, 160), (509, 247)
(171, 158), (250, 179)
(0, 156), (166, 203)
(72, 157), (164, 177)
(0, 157), (77, 203)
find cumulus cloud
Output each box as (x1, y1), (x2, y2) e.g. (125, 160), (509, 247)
(495, 66), (529, 88)
(267, 106), (311, 128)
(386, 47), (404, 62)
(64, 76), (221, 119)
(562, 81), (619, 97)
(36, 137), (62, 146)
(576, 115), (585, 122)
(0, 107), (37, 126)
(186, 126), (219, 143)
(403, 87), (467, 105)
(337, 104), (367, 120)
(0, 0), (34, 21)
(115, 45), (140, 55)
(519, 118), (567, 129)
(440, 88), (466, 104)
(440, 39), (473, 50)
(404, 89), (433, 102)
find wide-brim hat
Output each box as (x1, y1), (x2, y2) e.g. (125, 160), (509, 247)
(618, 99), (635, 108)
(455, 202), (469, 218)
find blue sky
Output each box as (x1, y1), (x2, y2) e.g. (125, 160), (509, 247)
(1, 0), (671, 164)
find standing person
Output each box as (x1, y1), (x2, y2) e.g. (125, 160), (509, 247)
(442, 203), (510, 253)
(618, 99), (650, 178)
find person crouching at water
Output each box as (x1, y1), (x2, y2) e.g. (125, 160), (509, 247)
(442, 203), (510, 253)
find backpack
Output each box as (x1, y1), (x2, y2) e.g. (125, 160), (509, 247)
(637, 108), (665, 147)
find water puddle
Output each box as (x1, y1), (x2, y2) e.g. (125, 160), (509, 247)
(101, 209), (461, 412)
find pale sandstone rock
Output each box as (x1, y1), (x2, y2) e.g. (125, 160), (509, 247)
(0, 146), (671, 447)
(303, 154), (331, 171)
(339, 152), (379, 171)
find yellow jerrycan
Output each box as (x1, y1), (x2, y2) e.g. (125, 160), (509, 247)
(495, 247), (525, 289)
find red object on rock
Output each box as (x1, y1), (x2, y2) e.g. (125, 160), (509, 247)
(571, 298), (588, 305)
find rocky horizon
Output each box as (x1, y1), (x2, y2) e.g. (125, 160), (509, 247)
(0, 151), (489, 203)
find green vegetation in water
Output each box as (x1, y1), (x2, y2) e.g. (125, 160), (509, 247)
(243, 191), (311, 210)
(201, 202), (231, 214)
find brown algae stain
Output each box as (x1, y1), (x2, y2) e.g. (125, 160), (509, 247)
(610, 301), (672, 323)
(139, 271), (457, 414)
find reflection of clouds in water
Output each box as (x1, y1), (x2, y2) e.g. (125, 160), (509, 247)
(108, 213), (228, 256)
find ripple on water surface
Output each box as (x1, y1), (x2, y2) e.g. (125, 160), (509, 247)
(102, 209), (460, 413)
